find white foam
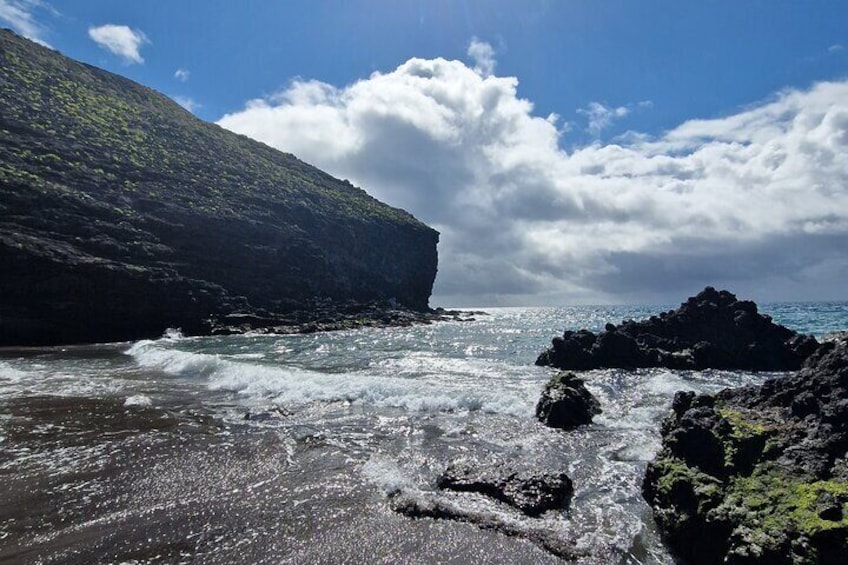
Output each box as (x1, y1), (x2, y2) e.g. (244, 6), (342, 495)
(643, 371), (698, 395)
(126, 339), (537, 416)
(361, 455), (415, 496)
(163, 328), (185, 340)
(229, 353), (266, 360)
(0, 361), (31, 383)
(126, 339), (226, 377)
(124, 394), (153, 407)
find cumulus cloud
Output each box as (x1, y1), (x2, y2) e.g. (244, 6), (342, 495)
(174, 68), (190, 82)
(88, 24), (148, 64)
(0, 0), (53, 45)
(467, 38), (496, 76)
(218, 50), (848, 305)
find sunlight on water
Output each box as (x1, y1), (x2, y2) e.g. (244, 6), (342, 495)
(1, 303), (846, 563)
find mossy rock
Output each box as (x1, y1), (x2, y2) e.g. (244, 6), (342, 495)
(644, 336), (848, 564)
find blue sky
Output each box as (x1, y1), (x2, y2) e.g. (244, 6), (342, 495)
(9, 1), (847, 143)
(3, 0), (848, 305)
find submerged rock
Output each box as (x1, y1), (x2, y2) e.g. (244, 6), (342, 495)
(389, 456), (578, 558)
(535, 372), (601, 429)
(390, 490), (581, 560)
(437, 461), (573, 516)
(536, 287), (818, 371)
(643, 335), (848, 564)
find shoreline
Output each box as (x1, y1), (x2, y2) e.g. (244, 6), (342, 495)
(0, 304), (486, 351)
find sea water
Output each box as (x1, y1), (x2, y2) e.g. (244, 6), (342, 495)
(1, 303), (846, 563)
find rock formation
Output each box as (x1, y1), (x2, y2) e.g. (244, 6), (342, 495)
(390, 458), (579, 559)
(437, 460), (573, 516)
(0, 30), (438, 346)
(535, 372), (601, 429)
(536, 287), (818, 372)
(390, 490), (580, 559)
(643, 335), (848, 564)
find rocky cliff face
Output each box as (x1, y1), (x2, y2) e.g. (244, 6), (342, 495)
(0, 30), (439, 345)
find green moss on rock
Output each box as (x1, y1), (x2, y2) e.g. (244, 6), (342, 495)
(644, 337), (848, 564)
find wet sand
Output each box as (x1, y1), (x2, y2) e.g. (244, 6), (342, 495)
(0, 395), (561, 564)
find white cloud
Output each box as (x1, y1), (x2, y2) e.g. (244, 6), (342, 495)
(467, 38), (496, 76)
(828, 44), (844, 53)
(0, 0), (53, 45)
(218, 53), (848, 305)
(175, 68), (190, 82)
(88, 24), (148, 64)
(578, 102), (630, 136)
(172, 95), (200, 113)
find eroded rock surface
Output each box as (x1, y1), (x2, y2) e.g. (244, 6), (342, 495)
(390, 490), (581, 560)
(389, 458), (578, 559)
(643, 335), (848, 564)
(437, 461), (573, 516)
(536, 287), (818, 371)
(535, 372), (601, 430)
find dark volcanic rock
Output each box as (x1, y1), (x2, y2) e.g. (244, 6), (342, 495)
(437, 461), (573, 516)
(643, 335), (848, 564)
(535, 372), (601, 429)
(0, 30), (438, 346)
(390, 490), (581, 560)
(536, 287), (818, 371)
(389, 458), (578, 559)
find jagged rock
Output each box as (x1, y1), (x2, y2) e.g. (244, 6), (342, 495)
(643, 335), (848, 564)
(437, 461), (573, 516)
(823, 331), (848, 343)
(0, 30), (438, 346)
(390, 490), (581, 560)
(535, 372), (601, 429)
(536, 287), (819, 371)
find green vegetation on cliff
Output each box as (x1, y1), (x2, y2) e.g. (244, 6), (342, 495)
(0, 29), (439, 345)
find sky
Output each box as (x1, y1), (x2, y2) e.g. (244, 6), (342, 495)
(3, 0), (848, 306)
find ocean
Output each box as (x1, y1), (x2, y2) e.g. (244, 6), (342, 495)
(1, 302), (847, 564)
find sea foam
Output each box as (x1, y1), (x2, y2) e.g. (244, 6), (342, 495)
(124, 394), (153, 407)
(125, 338), (537, 416)
(0, 361), (30, 383)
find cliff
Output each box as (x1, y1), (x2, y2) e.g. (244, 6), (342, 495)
(0, 30), (439, 346)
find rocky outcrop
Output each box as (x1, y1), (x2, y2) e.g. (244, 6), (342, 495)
(390, 491), (581, 559)
(389, 458), (578, 559)
(208, 303), (480, 336)
(643, 335), (848, 564)
(437, 461), (573, 516)
(536, 287), (818, 371)
(535, 372), (601, 430)
(0, 30), (438, 346)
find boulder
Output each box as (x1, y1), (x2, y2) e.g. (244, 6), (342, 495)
(535, 372), (601, 429)
(389, 458), (580, 559)
(437, 461), (573, 516)
(536, 287), (819, 371)
(643, 335), (848, 564)
(390, 490), (581, 559)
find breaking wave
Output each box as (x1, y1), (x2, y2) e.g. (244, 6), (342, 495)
(125, 338), (538, 416)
